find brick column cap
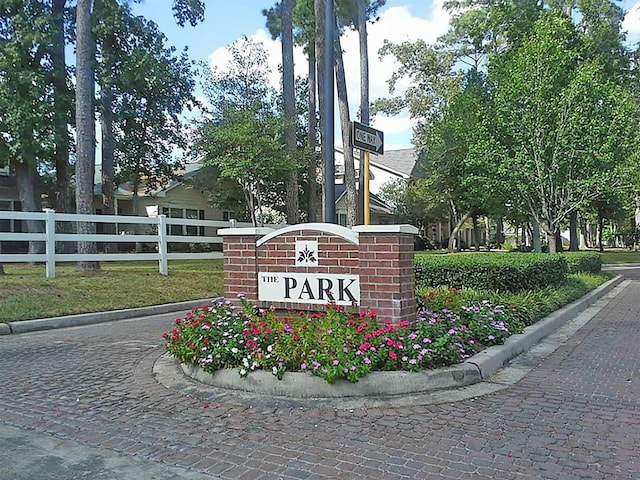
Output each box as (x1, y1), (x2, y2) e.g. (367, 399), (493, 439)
(352, 224), (419, 235)
(219, 227), (275, 237)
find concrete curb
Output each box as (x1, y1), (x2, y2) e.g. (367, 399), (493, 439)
(2, 297), (222, 335)
(180, 361), (481, 398)
(172, 275), (623, 399)
(464, 274), (623, 379)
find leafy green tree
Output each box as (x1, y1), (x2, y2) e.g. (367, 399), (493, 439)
(379, 177), (449, 235)
(194, 37), (294, 225)
(94, 0), (198, 218)
(420, 70), (505, 250)
(72, 0), (205, 269)
(491, 11), (638, 252)
(0, 0), (59, 257)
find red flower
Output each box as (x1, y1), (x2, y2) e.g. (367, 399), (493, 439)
(293, 335), (300, 342)
(389, 352), (397, 360)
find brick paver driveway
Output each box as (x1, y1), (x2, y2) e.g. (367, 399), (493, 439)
(1, 269), (639, 479)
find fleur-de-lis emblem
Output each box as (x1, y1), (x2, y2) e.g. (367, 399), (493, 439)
(297, 245), (317, 264)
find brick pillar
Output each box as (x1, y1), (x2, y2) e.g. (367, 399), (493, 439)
(219, 227), (274, 304)
(353, 225), (418, 324)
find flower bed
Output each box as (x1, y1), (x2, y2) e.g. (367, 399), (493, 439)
(163, 295), (525, 384)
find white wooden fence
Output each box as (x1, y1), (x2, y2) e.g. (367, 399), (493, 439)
(0, 209), (255, 278)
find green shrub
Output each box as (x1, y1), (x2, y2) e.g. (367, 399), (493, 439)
(414, 253), (568, 293)
(561, 252), (602, 274)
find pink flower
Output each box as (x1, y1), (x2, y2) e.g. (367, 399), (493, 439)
(389, 352), (397, 360)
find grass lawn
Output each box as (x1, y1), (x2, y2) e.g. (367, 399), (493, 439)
(0, 260), (223, 322)
(598, 248), (640, 264)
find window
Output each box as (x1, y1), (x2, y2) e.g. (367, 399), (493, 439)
(338, 213), (347, 227)
(162, 207), (205, 236)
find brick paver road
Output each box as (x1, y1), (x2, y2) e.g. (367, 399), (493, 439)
(1, 269), (639, 479)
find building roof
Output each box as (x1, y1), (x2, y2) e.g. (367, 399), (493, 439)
(335, 147), (421, 179)
(334, 184), (393, 215)
(93, 158), (205, 198)
(370, 148), (420, 178)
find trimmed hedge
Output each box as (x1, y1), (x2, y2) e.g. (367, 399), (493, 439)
(414, 253), (568, 293)
(560, 252), (602, 274)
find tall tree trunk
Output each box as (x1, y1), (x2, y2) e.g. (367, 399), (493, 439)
(333, 28), (357, 226)
(15, 159), (44, 256)
(539, 220), (557, 253)
(471, 213), (480, 251)
(100, 85), (117, 253)
(495, 216), (504, 248)
(555, 228), (563, 252)
(569, 210), (579, 251)
(597, 213), (604, 252)
(75, 0), (99, 270)
(52, 0), (74, 254)
(281, 0), (299, 225)
(314, 0), (328, 220)
(532, 218), (541, 252)
(448, 209), (471, 252)
(52, 0), (73, 215)
(100, 86), (115, 217)
(306, 44), (318, 223)
(484, 216), (490, 251)
(356, 0), (369, 225)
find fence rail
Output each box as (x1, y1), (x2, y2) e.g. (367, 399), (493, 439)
(0, 209), (255, 278)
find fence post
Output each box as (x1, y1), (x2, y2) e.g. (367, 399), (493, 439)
(44, 209), (56, 278)
(158, 215), (168, 275)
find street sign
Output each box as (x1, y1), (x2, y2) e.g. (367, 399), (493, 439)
(351, 121), (384, 155)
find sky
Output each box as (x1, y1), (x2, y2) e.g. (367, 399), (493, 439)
(132, 0), (640, 151)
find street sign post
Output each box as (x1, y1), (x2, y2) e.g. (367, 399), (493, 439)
(351, 122), (384, 225)
(352, 121), (384, 155)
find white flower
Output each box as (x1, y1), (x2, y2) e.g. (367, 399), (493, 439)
(272, 366), (278, 375)
(239, 368), (247, 376)
(231, 347), (238, 354)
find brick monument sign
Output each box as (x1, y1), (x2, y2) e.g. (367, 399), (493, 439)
(219, 223), (418, 324)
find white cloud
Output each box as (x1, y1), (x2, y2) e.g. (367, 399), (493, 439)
(208, 29), (309, 92)
(623, 2), (640, 39)
(371, 114), (416, 135)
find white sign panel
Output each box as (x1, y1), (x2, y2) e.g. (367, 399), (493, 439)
(295, 240), (318, 266)
(258, 272), (360, 306)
